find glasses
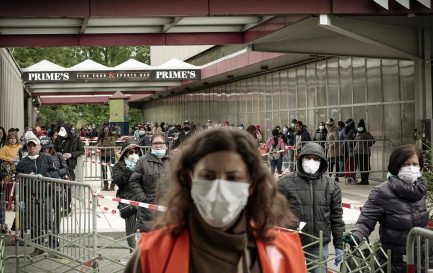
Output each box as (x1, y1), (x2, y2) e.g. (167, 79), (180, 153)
(151, 142), (166, 146)
(127, 149), (140, 155)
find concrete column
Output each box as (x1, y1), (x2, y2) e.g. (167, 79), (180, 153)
(27, 96), (33, 128)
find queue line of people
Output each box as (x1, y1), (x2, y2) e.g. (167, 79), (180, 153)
(1, 121), (429, 273)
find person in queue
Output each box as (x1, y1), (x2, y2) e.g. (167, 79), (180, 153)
(112, 140), (142, 251)
(15, 136), (60, 257)
(97, 125), (118, 191)
(343, 144), (430, 273)
(171, 120), (193, 150)
(130, 134), (169, 232)
(278, 142), (344, 273)
(54, 123), (84, 216)
(124, 128), (307, 273)
(0, 131), (22, 233)
(0, 126), (6, 148)
(265, 128), (285, 175)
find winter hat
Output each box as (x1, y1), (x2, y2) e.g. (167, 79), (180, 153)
(119, 139), (142, 159)
(357, 119), (366, 130)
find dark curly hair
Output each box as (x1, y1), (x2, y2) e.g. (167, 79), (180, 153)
(153, 127), (297, 241)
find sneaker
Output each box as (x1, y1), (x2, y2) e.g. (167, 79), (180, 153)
(30, 248), (45, 257)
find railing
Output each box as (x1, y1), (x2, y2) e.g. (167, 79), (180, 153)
(82, 146), (151, 186)
(273, 139), (396, 182)
(9, 173), (135, 272)
(406, 227), (433, 273)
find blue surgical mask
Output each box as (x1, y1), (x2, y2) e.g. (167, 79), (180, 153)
(124, 158), (137, 171)
(138, 131), (145, 136)
(151, 149), (166, 158)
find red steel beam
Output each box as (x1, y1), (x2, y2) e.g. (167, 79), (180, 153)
(0, 33), (244, 48)
(40, 96), (110, 105)
(1, 0), (430, 17)
(32, 91), (156, 97)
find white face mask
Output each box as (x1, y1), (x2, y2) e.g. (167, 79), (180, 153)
(319, 125), (324, 130)
(398, 166), (421, 183)
(191, 179), (250, 228)
(127, 153), (140, 162)
(357, 127), (364, 132)
(302, 158), (321, 174)
(28, 154), (39, 160)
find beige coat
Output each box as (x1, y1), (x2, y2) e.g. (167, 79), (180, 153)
(325, 125), (341, 158)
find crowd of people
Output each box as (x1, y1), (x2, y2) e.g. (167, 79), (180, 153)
(0, 119), (430, 273)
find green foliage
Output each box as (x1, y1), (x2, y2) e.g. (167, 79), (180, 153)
(423, 144), (433, 220)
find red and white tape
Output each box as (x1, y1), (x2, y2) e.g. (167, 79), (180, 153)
(93, 191), (166, 212)
(341, 202), (363, 211)
(84, 160), (114, 167)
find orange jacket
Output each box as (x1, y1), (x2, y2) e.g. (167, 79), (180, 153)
(139, 228), (307, 273)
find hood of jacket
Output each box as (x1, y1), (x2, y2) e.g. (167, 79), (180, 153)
(297, 142), (328, 179)
(62, 123), (74, 138)
(119, 142), (142, 160)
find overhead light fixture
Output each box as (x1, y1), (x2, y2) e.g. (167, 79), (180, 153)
(203, 82), (210, 86)
(260, 65), (268, 71)
(227, 75), (234, 79)
(159, 95), (163, 98)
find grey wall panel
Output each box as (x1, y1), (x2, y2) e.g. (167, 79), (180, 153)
(142, 57), (415, 144)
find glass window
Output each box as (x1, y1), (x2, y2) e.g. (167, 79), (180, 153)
(272, 71), (281, 110)
(306, 64), (316, 108)
(367, 58), (382, 103)
(280, 70), (288, 111)
(382, 59), (399, 102)
(288, 69), (297, 109)
(327, 59), (339, 106)
(266, 74), (273, 111)
(399, 60), (415, 101)
(339, 57), (353, 105)
(353, 57), (366, 104)
(316, 61), (327, 107)
(297, 67), (306, 108)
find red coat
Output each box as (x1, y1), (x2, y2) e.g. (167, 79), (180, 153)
(139, 228), (307, 273)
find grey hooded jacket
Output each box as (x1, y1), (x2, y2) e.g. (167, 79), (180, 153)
(278, 142), (345, 249)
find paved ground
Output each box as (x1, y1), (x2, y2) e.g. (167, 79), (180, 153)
(3, 174), (381, 272)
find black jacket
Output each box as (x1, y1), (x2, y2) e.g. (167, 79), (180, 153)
(16, 153), (60, 178)
(171, 130), (193, 150)
(351, 176), (429, 273)
(130, 153), (168, 231)
(54, 124), (84, 170)
(112, 159), (134, 199)
(278, 142), (345, 249)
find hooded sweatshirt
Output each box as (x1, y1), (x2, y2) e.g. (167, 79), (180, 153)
(278, 142), (345, 249)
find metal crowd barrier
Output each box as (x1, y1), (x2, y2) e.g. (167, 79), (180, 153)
(300, 230), (390, 273)
(82, 146), (151, 187)
(280, 139), (396, 183)
(7, 173), (135, 273)
(406, 227), (433, 273)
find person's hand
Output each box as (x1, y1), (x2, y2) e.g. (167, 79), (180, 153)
(334, 248), (343, 266)
(342, 232), (359, 246)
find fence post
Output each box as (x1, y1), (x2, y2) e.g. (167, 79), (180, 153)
(406, 227), (433, 273)
(76, 155), (85, 182)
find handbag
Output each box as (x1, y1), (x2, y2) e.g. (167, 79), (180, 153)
(118, 202), (137, 219)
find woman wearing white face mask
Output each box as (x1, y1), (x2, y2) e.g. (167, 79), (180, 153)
(129, 134), (169, 233)
(124, 128), (306, 273)
(112, 140), (143, 251)
(344, 144), (430, 273)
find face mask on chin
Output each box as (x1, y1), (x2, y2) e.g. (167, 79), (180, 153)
(151, 149), (166, 158)
(28, 154), (39, 160)
(191, 179), (250, 228)
(398, 166), (421, 183)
